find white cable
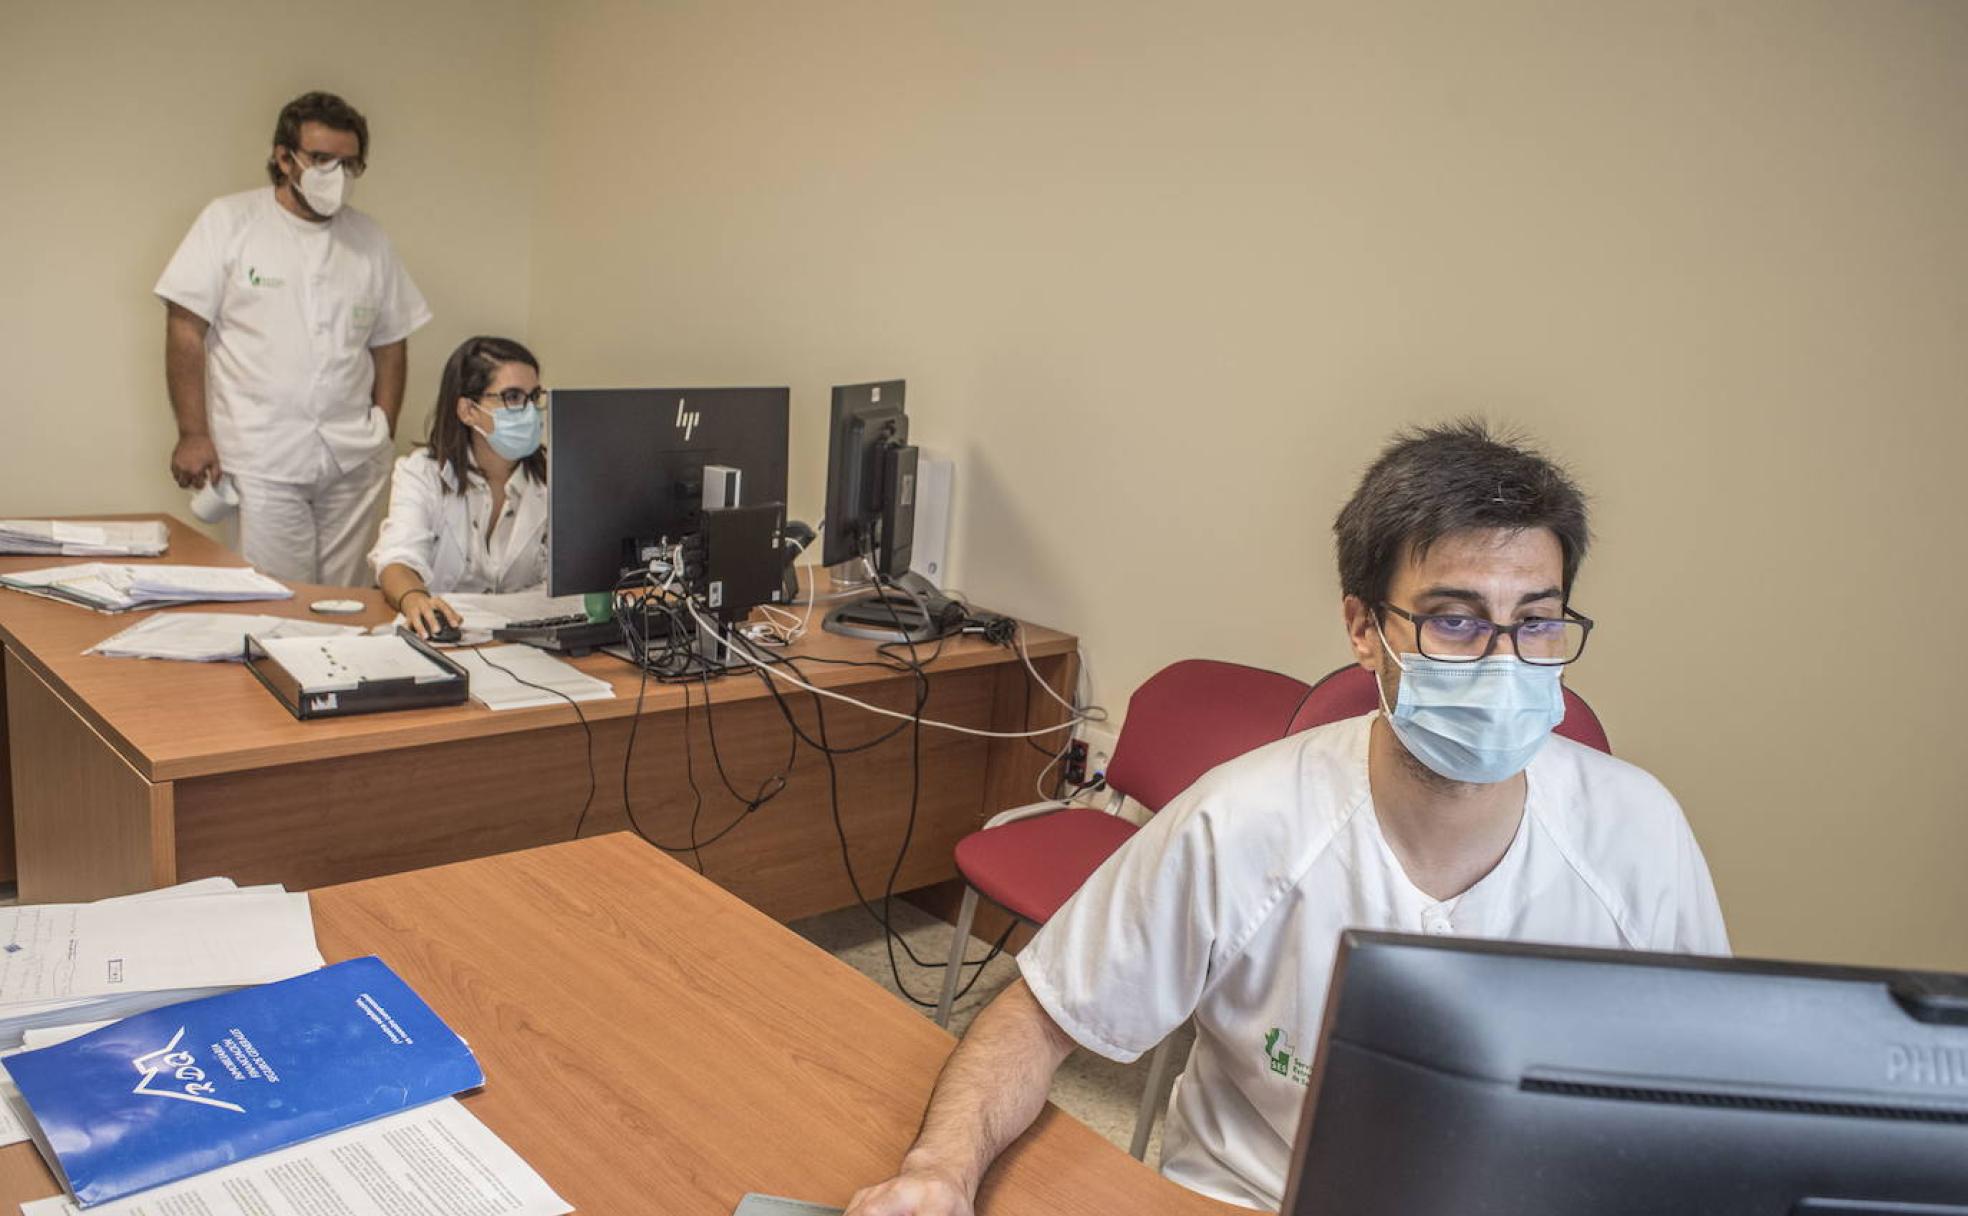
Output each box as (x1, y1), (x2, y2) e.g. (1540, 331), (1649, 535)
(691, 601), (1099, 740)
(1015, 622), (1107, 723)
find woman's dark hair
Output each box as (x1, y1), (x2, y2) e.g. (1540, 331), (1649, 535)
(427, 336), (545, 494)
(265, 91), (370, 186)
(1332, 419), (1591, 608)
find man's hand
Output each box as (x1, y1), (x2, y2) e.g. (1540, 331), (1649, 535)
(844, 1163), (973, 1216)
(171, 434), (222, 489)
(842, 981), (1076, 1216)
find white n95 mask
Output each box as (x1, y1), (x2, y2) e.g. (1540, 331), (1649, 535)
(1374, 626), (1565, 784)
(297, 162), (349, 217)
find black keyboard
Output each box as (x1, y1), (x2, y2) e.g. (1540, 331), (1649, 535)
(492, 618), (623, 655)
(503, 612), (588, 629)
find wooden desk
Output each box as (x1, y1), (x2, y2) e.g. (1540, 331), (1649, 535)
(0, 834), (1234, 1214)
(0, 516), (1074, 909)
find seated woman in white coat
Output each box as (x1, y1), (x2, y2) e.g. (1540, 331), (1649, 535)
(369, 335), (547, 638)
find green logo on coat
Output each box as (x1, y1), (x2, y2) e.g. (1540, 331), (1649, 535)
(1263, 1027), (1312, 1085)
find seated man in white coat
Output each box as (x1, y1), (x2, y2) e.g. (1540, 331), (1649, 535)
(845, 421), (1729, 1215)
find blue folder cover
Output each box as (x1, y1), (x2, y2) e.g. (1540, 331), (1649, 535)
(5, 955), (484, 1207)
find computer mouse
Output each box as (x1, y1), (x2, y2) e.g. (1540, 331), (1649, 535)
(427, 621), (463, 645)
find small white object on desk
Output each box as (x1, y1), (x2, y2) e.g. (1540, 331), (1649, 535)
(308, 598), (365, 615)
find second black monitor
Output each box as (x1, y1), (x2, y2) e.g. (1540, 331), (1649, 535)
(548, 387), (789, 596)
(821, 380), (915, 578)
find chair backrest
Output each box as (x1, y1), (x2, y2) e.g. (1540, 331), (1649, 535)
(1103, 660), (1314, 813)
(1287, 664), (1612, 754)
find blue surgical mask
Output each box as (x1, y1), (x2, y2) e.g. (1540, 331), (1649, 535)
(476, 404), (543, 460)
(1374, 621), (1565, 784)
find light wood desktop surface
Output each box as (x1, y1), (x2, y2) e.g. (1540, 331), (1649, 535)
(0, 517), (1076, 909)
(0, 834), (1236, 1215)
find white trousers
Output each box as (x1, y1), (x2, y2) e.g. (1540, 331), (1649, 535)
(232, 449), (392, 587)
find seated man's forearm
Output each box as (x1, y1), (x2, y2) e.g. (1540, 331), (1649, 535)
(905, 979), (1077, 1195)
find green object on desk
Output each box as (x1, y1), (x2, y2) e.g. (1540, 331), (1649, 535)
(583, 591), (613, 623)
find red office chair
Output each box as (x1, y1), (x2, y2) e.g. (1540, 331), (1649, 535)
(1289, 664), (1612, 753)
(934, 659), (1314, 1158)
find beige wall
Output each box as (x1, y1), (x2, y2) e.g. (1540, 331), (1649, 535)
(0, 0), (539, 529)
(527, 1), (1968, 970)
(5, 2), (1964, 972)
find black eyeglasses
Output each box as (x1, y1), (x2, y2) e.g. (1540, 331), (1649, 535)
(291, 147), (367, 178)
(1378, 603), (1594, 666)
(475, 387), (548, 412)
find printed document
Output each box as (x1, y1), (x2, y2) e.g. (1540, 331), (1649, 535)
(18, 1098), (571, 1216)
(446, 644), (615, 711)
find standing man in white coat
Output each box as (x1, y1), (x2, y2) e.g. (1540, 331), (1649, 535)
(156, 90), (431, 585)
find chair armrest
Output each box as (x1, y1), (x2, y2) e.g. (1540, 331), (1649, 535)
(981, 789), (1123, 831)
(982, 799), (1073, 830)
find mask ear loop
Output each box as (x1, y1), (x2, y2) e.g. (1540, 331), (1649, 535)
(1370, 612), (1410, 720)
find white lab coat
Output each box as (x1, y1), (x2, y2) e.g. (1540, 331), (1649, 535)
(154, 187), (430, 482)
(368, 449), (549, 595)
(1018, 713), (1730, 1210)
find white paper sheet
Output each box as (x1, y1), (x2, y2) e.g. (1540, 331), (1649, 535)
(0, 880), (279, 1148)
(447, 644), (616, 711)
(0, 563), (278, 612)
(0, 893), (317, 1007)
(255, 634), (461, 693)
(18, 1099), (572, 1216)
(89, 613), (362, 662)
(119, 565), (290, 602)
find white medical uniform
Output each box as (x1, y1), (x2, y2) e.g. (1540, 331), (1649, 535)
(1018, 712), (1730, 1211)
(367, 449), (548, 594)
(154, 187), (431, 586)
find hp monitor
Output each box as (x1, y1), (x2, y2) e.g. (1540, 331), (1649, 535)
(1284, 931), (1968, 1214)
(548, 387), (789, 597)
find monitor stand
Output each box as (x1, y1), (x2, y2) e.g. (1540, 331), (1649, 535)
(822, 572), (957, 644)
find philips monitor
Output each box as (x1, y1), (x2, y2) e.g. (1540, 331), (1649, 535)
(548, 387), (789, 597)
(820, 380), (914, 578)
(1284, 931), (1968, 1215)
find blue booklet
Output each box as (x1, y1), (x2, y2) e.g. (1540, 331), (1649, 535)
(6, 955), (484, 1208)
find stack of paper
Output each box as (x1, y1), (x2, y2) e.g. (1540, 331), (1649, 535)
(0, 879), (323, 1052)
(2, 956), (571, 1216)
(0, 564), (290, 613)
(448, 643), (616, 711)
(0, 520), (169, 558)
(88, 612), (363, 663)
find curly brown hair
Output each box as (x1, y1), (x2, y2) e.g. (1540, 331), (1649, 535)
(264, 91), (369, 186)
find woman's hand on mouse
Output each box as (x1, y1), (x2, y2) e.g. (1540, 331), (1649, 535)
(400, 589), (460, 639)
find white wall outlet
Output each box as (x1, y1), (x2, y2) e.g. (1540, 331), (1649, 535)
(1075, 724), (1120, 782)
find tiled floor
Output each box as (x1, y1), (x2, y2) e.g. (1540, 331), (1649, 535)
(789, 897), (1193, 1165)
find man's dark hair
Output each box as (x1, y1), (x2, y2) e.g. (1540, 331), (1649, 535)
(265, 91), (369, 186)
(428, 336), (546, 493)
(1333, 419), (1591, 608)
